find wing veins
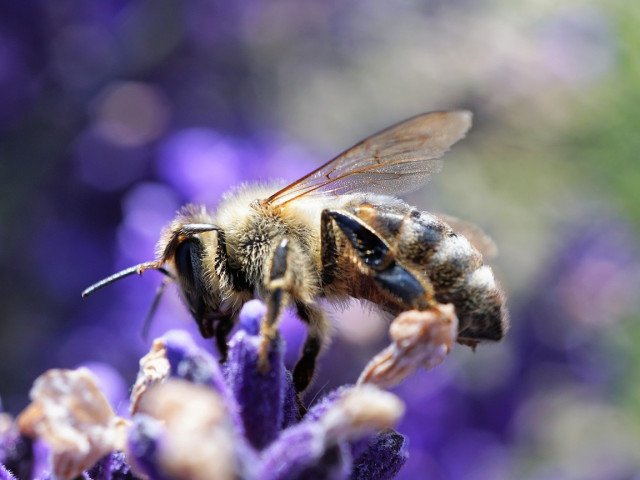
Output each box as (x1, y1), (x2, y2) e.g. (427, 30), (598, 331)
(265, 110), (472, 206)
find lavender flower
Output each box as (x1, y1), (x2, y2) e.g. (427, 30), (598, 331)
(225, 300), (288, 449)
(2, 300), (421, 479)
(126, 300), (408, 479)
(0, 416), (32, 480)
(0, 463), (16, 480)
(87, 451), (138, 480)
(258, 385), (405, 480)
(0, 463), (15, 480)
(129, 380), (249, 480)
(15, 368), (129, 479)
(351, 431), (409, 480)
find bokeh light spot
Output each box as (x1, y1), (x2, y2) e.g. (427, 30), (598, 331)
(157, 128), (245, 203)
(74, 128), (149, 191)
(92, 81), (170, 148)
(51, 24), (119, 90)
(117, 182), (181, 263)
(540, 7), (616, 85)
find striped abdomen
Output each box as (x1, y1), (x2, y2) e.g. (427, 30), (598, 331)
(349, 199), (508, 343)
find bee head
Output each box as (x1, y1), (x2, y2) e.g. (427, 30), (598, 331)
(157, 221), (225, 338)
(82, 220), (223, 339)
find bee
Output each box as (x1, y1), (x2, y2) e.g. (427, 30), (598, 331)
(83, 110), (508, 392)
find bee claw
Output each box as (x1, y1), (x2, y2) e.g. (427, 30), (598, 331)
(258, 353), (270, 374)
(258, 334), (274, 374)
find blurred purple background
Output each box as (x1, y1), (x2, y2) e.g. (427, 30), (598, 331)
(1, 1), (640, 478)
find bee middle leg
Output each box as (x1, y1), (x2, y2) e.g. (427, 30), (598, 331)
(323, 209), (436, 310)
(293, 301), (328, 392)
(214, 313), (234, 362)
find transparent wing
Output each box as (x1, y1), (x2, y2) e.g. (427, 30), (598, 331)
(266, 110), (472, 206)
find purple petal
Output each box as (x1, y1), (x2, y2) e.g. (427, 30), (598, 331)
(304, 386), (350, 423)
(127, 414), (169, 480)
(130, 379), (252, 480)
(258, 422), (350, 480)
(30, 440), (50, 480)
(281, 371), (301, 430)
(349, 434), (374, 463)
(34, 472), (88, 480)
(239, 300), (266, 335)
(87, 451), (141, 480)
(273, 386), (406, 479)
(0, 432), (33, 480)
(163, 330), (227, 389)
(162, 330), (243, 433)
(0, 463), (16, 480)
(226, 302), (286, 450)
(351, 430), (409, 480)
(33, 474), (52, 480)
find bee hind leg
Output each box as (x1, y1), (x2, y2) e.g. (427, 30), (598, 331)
(324, 209), (436, 310)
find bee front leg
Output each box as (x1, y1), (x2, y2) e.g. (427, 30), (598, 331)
(260, 238), (292, 371)
(324, 209), (436, 310)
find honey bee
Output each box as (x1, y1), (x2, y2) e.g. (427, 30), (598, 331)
(83, 110), (508, 392)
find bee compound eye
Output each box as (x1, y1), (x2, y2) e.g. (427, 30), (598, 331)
(174, 238), (210, 333)
(174, 238), (202, 282)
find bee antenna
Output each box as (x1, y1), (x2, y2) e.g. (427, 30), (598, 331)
(81, 261), (174, 298)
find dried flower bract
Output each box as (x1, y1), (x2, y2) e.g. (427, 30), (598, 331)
(130, 338), (170, 415)
(358, 304), (458, 389)
(133, 379), (240, 480)
(16, 368), (128, 480)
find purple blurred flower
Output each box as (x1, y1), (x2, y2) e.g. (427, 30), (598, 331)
(157, 128), (248, 204)
(540, 6), (616, 85)
(74, 128), (150, 192)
